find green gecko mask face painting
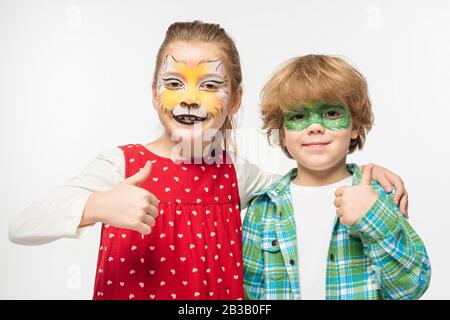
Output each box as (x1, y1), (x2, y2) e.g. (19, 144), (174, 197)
(284, 100), (351, 132)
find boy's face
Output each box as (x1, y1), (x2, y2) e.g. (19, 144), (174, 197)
(283, 100), (359, 171)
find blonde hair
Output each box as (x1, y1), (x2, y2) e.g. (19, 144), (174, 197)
(261, 54), (374, 158)
(153, 21), (242, 152)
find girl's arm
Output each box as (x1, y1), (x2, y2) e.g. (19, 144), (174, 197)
(233, 155), (280, 210)
(8, 148), (124, 245)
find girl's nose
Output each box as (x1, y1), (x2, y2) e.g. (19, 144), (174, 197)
(180, 101), (199, 109)
(306, 122), (325, 134)
(182, 88), (201, 107)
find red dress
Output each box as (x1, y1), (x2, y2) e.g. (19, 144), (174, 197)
(92, 144), (244, 300)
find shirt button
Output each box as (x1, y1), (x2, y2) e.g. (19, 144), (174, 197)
(289, 259), (295, 265)
(329, 254), (335, 261)
(275, 189), (280, 194)
(271, 239), (278, 246)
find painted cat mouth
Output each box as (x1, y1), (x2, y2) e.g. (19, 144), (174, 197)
(171, 112), (208, 125)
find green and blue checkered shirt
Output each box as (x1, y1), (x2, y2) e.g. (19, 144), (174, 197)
(243, 164), (431, 300)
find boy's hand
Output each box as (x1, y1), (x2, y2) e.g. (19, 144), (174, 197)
(364, 163), (409, 218)
(334, 164), (379, 226)
(81, 161), (160, 235)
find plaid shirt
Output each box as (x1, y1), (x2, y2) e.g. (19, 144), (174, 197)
(243, 164), (431, 300)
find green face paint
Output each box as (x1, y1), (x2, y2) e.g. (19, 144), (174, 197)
(284, 100), (351, 132)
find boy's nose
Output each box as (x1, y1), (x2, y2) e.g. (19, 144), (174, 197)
(306, 122), (325, 134)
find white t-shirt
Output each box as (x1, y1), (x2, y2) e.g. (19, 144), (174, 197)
(290, 175), (353, 300)
(9, 147), (280, 245)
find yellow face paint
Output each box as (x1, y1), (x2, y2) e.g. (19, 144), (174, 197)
(156, 55), (229, 125)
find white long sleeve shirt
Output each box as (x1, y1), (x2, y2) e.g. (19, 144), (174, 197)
(8, 147), (280, 246)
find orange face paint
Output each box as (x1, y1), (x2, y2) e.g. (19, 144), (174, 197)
(156, 55), (229, 125)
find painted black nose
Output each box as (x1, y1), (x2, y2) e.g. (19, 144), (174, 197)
(180, 101), (199, 109)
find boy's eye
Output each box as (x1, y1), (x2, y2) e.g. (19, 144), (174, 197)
(163, 78), (184, 90)
(324, 110), (341, 119)
(291, 113), (306, 121)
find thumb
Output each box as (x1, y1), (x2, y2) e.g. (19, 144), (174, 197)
(359, 164), (373, 185)
(124, 161), (152, 186)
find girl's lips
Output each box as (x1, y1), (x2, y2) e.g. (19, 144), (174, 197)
(171, 113), (208, 125)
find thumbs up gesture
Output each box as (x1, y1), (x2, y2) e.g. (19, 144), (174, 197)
(82, 161), (160, 235)
(333, 164), (379, 226)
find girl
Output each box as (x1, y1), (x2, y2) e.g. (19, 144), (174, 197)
(9, 21), (409, 300)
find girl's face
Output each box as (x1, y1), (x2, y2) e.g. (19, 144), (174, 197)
(153, 41), (240, 148)
(283, 100), (359, 171)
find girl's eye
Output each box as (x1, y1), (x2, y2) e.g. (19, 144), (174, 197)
(163, 79), (183, 90)
(201, 82), (219, 91)
(324, 110), (341, 119)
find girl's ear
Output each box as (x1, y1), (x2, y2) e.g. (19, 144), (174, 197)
(228, 86), (243, 116)
(151, 82), (158, 111)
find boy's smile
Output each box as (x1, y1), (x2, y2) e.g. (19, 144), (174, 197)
(301, 141), (331, 151)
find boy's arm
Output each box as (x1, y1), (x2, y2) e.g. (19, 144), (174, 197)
(352, 191), (431, 299)
(242, 200), (265, 299)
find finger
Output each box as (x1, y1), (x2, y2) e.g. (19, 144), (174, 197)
(359, 164), (374, 185)
(388, 174), (405, 205)
(333, 196), (343, 208)
(399, 192), (409, 218)
(144, 204), (159, 218)
(335, 186), (349, 197)
(123, 161), (153, 186)
(139, 223), (152, 235)
(142, 214), (156, 228)
(144, 191), (160, 208)
(376, 173), (392, 193)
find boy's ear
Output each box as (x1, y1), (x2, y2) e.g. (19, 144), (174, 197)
(228, 86), (243, 116)
(351, 126), (359, 139)
(280, 127), (286, 147)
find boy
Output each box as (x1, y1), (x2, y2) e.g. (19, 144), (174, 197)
(242, 55), (431, 300)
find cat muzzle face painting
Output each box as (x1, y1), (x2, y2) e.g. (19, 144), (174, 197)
(156, 54), (230, 127)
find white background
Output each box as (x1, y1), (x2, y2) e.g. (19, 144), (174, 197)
(1, 0), (449, 299)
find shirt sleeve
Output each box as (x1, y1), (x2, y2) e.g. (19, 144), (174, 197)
(8, 147), (125, 246)
(242, 198), (265, 299)
(351, 188), (432, 300)
(232, 153), (281, 210)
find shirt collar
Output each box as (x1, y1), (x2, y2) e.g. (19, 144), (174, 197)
(258, 163), (363, 201)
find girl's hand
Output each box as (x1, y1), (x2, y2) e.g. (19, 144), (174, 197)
(362, 163), (409, 218)
(81, 161), (160, 234)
